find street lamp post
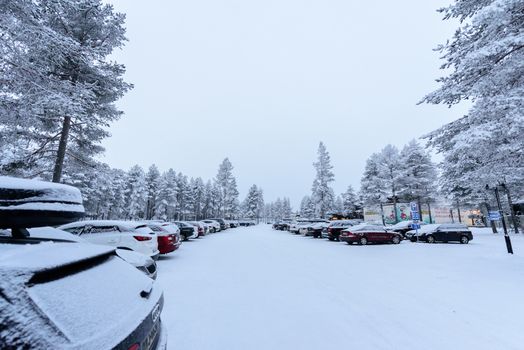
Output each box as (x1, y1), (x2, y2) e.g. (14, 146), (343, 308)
(486, 184), (513, 254)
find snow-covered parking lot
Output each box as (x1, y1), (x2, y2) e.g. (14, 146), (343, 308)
(157, 225), (524, 350)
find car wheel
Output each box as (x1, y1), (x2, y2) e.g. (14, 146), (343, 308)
(426, 235), (435, 243)
(460, 236), (469, 244)
(328, 237), (334, 241)
(392, 236), (401, 244)
(359, 237), (368, 245)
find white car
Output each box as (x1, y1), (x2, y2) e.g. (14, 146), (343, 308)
(199, 221), (213, 234)
(59, 220), (160, 258)
(19, 226), (159, 280)
(289, 220), (307, 234)
(202, 219), (221, 233)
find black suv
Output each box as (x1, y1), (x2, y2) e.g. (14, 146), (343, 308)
(409, 223), (473, 244)
(0, 176), (167, 349)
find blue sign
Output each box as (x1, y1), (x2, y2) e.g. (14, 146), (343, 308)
(410, 202), (418, 212)
(488, 211), (501, 221)
(412, 212), (420, 220)
(412, 223), (421, 230)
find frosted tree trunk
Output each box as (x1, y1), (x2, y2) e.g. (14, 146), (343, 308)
(52, 116), (71, 183)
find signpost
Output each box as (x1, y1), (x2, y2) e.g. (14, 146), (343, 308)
(410, 202), (420, 239)
(488, 211), (501, 221)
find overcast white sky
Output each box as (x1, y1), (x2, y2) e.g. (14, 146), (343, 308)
(103, 0), (468, 208)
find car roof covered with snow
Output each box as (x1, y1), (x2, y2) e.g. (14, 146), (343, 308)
(59, 220), (150, 231)
(343, 223), (387, 232)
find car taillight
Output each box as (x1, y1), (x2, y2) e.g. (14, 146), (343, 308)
(199, 227), (203, 233)
(128, 344), (140, 350)
(134, 235), (152, 241)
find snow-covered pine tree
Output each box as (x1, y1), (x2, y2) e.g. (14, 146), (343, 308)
(256, 188), (265, 221)
(421, 0), (524, 201)
(174, 173), (190, 220)
(125, 165), (147, 220)
(282, 198), (293, 218)
(201, 180), (213, 219)
(300, 196), (316, 218)
(311, 142), (335, 218)
(154, 169), (178, 220)
(360, 153), (387, 207)
(273, 198), (284, 221)
(0, 0), (132, 182)
(397, 140), (438, 218)
(342, 185), (359, 217)
(215, 158), (239, 218)
(145, 165), (161, 219)
(243, 185), (263, 220)
(187, 177), (205, 220)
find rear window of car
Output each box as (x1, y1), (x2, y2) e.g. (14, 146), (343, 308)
(89, 226), (118, 234)
(134, 225), (154, 235)
(62, 226), (84, 235)
(27, 255), (158, 345)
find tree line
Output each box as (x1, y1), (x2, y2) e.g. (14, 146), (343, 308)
(72, 158), (266, 221)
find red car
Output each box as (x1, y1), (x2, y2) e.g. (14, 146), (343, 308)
(189, 221), (206, 237)
(339, 224), (402, 245)
(146, 222), (182, 254)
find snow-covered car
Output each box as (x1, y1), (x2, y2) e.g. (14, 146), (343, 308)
(188, 221), (206, 237)
(408, 223), (473, 244)
(324, 220), (359, 241)
(0, 176), (167, 349)
(238, 220), (255, 226)
(288, 221), (303, 234)
(145, 222), (182, 254)
(299, 219), (330, 238)
(389, 220), (427, 238)
(199, 221), (213, 234)
(202, 219), (221, 232)
(294, 221), (311, 234)
(59, 220), (160, 258)
(339, 224), (402, 245)
(209, 218), (228, 230)
(7, 226), (159, 280)
(173, 221), (198, 240)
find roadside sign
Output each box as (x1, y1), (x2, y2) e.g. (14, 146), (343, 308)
(412, 212), (420, 220)
(488, 211), (501, 221)
(412, 223), (421, 230)
(410, 202), (418, 212)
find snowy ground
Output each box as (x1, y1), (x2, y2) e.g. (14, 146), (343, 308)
(156, 225), (524, 350)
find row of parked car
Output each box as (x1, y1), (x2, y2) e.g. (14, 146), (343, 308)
(0, 176), (245, 349)
(273, 218), (474, 245)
